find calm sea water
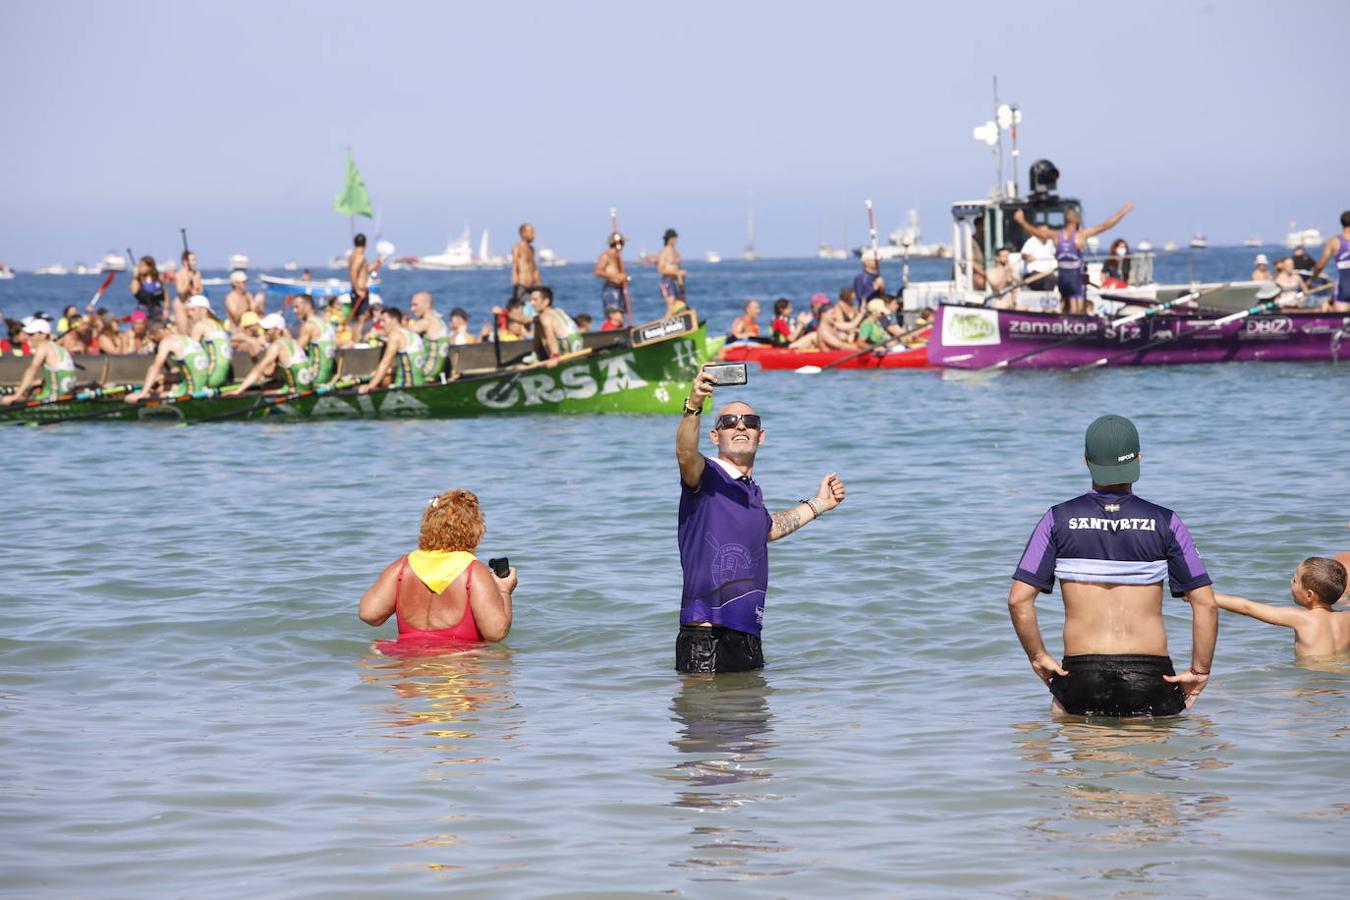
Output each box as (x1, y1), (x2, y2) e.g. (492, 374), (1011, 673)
(3, 253), (1348, 896)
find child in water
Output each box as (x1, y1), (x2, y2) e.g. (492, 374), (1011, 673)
(1216, 557), (1349, 658)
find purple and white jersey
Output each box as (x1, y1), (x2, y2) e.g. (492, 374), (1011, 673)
(678, 456), (772, 635)
(1013, 489), (1212, 597)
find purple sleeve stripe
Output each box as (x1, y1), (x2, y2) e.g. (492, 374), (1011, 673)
(1016, 510), (1054, 575)
(1168, 514), (1208, 579)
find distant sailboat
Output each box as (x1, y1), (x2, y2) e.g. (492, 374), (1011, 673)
(741, 196), (759, 261)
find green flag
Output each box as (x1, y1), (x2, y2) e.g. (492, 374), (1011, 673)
(333, 151), (373, 218)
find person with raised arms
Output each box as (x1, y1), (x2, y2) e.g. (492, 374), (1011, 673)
(674, 369), (847, 673)
(1007, 414), (1217, 716)
(0, 318), (76, 405)
(658, 228), (689, 316)
(124, 319), (211, 403)
(358, 307), (426, 394)
(1308, 210), (1350, 312)
(1014, 202), (1133, 315)
(409, 291), (449, 381)
(293, 294), (337, 385)
(529, 286), (582, 365)
(185, 295), (233, 390)
(511, 223), (541, 303)
(225, 314), (312, 395)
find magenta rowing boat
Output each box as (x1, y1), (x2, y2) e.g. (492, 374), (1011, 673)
(929, 303), (1350, 370)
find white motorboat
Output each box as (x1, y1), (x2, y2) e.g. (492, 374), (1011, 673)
(538, 247), (567, 267)
(1136, 240), (1154, 252)
(99, 251), (128, 272)
(283, 260), (299, 271)
(1284, 223), (1323, 249)
(817, 242), (847, 260)
(1243, 235), (1262, 248)
(859, 209), (951, 259)
(228, 252), (250, 270)
(411, 224), (475, 270)
(0, 263), (15, 280)
(73, 263), (94, 275)
(1188, 233), (1207, 249)
(704, 251), (721, 264)
(35, 263), (68, 275)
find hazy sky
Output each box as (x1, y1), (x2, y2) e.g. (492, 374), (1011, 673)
(4, 0), (1347, 268)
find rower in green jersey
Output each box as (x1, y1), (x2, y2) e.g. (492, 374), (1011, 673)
(410, 290), (449, 381)
(0, 318), (77, 405)
(359, 307), (426, 394)
(227, 313), (315, 395)
(185, 295), (233, 389)
(294, 294), (338, 384)
(124, 319), (211, 403)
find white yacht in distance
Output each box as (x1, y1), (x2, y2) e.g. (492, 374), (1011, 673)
(538, 247), (567, 267)
(100, 251), (128, 272)
(857, 209), (950, 259)
(35, 263), (68, 275)
(817, 242), (848, 260)
(228, 252), (250, 270)
(411, 224), (475, 270)
(704, 250), (721, 264)
(1284, 222), (1323, 249)
(283, 260), (299, 271)
(0, 263), (15, 279)
(1243, 235), (1262, 248)
(1188, 233), (1207, 249)
(1136, 240), (1154, 252)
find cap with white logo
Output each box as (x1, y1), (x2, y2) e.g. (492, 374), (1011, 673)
(1085, 414), (1141, 485)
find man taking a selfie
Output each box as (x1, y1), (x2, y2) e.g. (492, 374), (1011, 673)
(674, 365), (847, 673)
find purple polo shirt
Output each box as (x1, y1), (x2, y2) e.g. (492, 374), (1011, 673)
(853, 271), (882, 303)
(1014, 489), (1212, 597)
(678, 456), (772, 635)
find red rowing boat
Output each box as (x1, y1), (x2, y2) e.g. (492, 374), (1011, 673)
(720, 341), (931, 370)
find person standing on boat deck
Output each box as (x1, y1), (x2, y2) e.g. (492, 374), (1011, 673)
(348, 233), (371, 321)
(675, 369), (847, 673)
(658, 229), (689, 316)
(1014, 202), (1133, 315)
(852, 253), (886, 304)
(594, 232), (628, 315)
(174, 250), (204, 330)
(1019, 231), (1057, 298)
(1008, 414), (1217, 717)
(511, 223), (541, 303)
(0, 318), (76, 405)
(1101, 239), (1132, 290)
(293, 294), (337, 385)
(409, 291), (449, 380)
(130, 256), (167, 321)
(1309, 211), (1350, 312)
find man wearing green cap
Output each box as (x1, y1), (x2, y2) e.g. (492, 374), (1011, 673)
(1007, 414), (1218, 717)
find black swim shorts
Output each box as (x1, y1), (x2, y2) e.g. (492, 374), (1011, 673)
(1048, 654), (1186, 717)
(675, 624), (764, 674)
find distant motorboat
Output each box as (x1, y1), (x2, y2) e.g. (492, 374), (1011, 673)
(1189, 233), (1208, 250)
(73, 263), (94, 275)
(99, 251), (128, 272)
(817, 242), (848, 260)
(854, 209), (950, 259)
(228, 252), (250, 270)
(1136, 240), (1154, 252)
(1243, 235), (1262, 248)
(0, 263), (15, 279)
(704, 251), (722, 264)
(35, 263), (68, 275)
(413, 224), (475, 270)
(538, 247), (567, 267)
(1284, 223), (1323, 249)
(283, 260), (299, 271)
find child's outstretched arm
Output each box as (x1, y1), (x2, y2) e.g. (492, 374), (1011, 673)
(1215, 593), (1304, 628)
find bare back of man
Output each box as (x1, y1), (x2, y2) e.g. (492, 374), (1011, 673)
(512, 224), (540, 299)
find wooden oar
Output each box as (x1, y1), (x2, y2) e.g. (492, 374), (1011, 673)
(190, 378), (359, 424)
(610, 208), (634, 326)
(795, 321), (931, 374)
(983, 266), (1057, 306)
(85, 270), (117, 314)
(1070, 283), (1284, 372)
(0, 384), (129, 415)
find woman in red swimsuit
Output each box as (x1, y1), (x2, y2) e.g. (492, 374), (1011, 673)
(359, 489), (516, 652)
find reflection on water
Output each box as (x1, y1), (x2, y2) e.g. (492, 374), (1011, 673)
(359, 646), (520, 776)
(663, 672), (795, 881)
(1012, 715), (1231, 859)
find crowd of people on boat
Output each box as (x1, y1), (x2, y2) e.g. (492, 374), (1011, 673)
(726, 286), (933, 353)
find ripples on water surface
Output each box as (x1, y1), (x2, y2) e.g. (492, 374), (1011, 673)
(3, 256), (1349, 895)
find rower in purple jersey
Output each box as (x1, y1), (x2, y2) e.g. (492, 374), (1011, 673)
(1014, 201), (1133, 315)
(1007, 414), (1218, 717)
(674, 368), (847, 673)
(1309, 210), (1350, 312)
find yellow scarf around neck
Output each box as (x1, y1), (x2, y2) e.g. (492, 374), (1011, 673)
(407, 550), (476, 594)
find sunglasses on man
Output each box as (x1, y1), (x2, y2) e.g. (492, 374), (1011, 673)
(715, 413), (761, 431)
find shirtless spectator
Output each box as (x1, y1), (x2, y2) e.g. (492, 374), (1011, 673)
(1251, 254), (1271, 282)
(986, 246), (1023, 309)
(224, 271), (253, 331)
(512, 223), (541, 302)
(818, 288), (861, 350)
(348, 233), (371, 317)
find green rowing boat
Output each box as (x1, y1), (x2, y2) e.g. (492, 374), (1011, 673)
(3, 314), (709, 424)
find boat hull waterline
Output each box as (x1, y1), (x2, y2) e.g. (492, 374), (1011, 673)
(929, 304), (1350, 369)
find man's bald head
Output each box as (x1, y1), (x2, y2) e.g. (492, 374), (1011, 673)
(717, 399), (756, 419)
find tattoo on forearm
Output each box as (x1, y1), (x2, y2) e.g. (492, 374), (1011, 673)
(771, 508), (804, 538)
